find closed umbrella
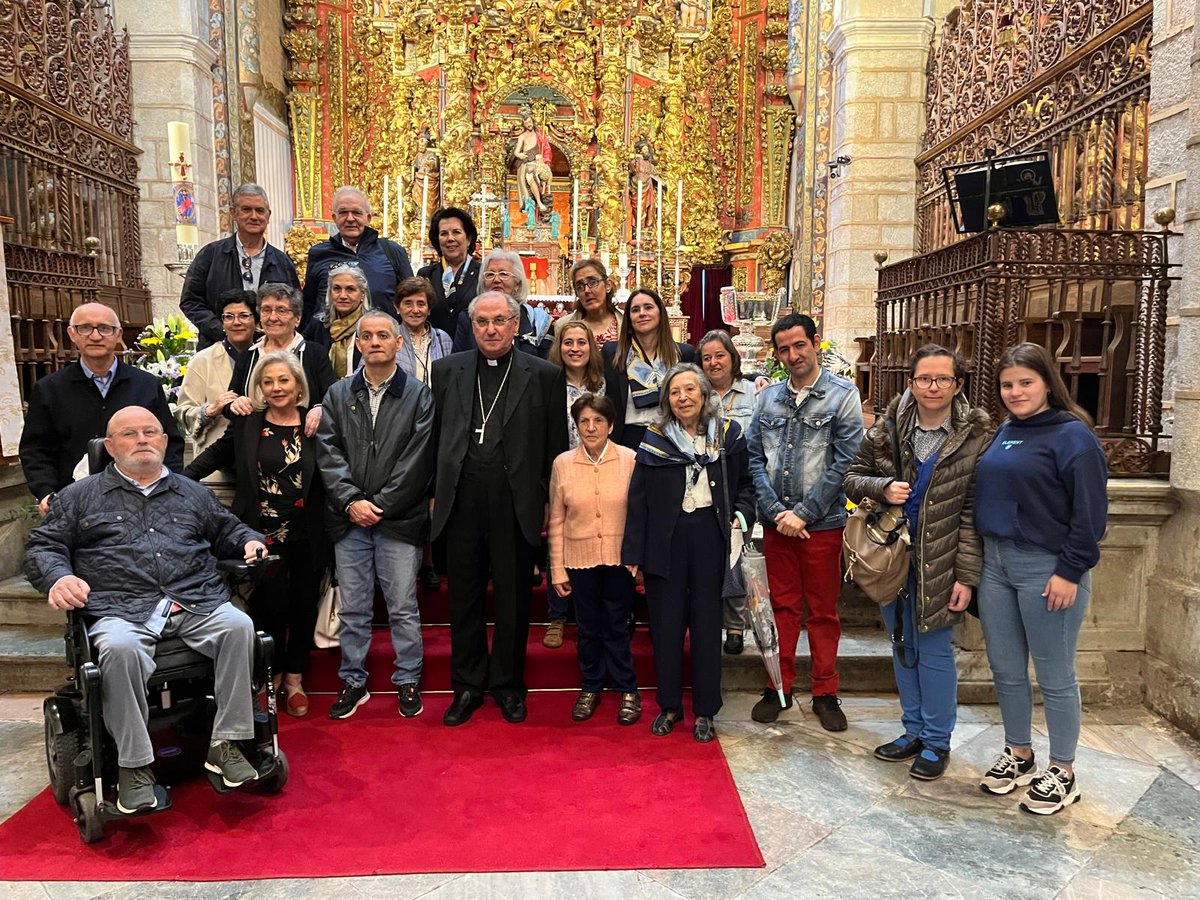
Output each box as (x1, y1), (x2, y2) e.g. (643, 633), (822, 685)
(740, 544), (788, 707)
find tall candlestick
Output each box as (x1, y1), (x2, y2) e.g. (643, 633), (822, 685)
(420, 174), (430, 255)
(382, 175), (390, 238)
(480, 183), (489, 254)
(656, 182), (663, 292)
(397, 174), (404, 243)
(635, 184), (644, 285)
(572, 178), (580, 254)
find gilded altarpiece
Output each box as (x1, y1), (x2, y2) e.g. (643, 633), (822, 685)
(282, 0), (832, 304)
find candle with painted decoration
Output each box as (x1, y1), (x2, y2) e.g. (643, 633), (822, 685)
(167, 121), (198, 249)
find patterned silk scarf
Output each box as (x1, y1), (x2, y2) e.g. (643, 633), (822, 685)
(625, 339), (668, 409)
(327, 306), (364, 377)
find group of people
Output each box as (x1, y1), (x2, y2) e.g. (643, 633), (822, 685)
(19, 180), (1107, 819)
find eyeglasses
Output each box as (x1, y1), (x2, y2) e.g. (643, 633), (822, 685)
(71, 324), (118, 337)
(472, 315), (517, 329)
(483, 270), (516, 281)
(221, 311), (255, 322)
(911, 375), (958, 389)
(573, 276), (604, 294)
(259, 306), (296, 319)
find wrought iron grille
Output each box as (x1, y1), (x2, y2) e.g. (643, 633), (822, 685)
(873, 226), (1176, 476)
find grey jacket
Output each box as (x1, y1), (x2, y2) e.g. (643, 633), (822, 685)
(316, 366), (436, 546)
(843, 391), (992, 631)
(24, 465), (262, 623)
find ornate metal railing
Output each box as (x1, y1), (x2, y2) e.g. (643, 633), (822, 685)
(873, 222), (1176, 476)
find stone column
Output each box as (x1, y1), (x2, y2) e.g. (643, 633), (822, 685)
(117, 1), (220, 318)
(821, 0), (949, 355)
(1142, 0), (1200, 738)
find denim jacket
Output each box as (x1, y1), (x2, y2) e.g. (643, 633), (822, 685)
(747, 368), (864, 532)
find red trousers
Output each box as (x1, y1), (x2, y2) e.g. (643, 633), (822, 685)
(762, 525), (844, 696)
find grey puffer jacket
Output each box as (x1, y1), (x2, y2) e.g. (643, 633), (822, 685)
(843, 391), (993, 632)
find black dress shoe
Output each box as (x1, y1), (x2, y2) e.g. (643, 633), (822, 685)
(723, 631), (744, 655)
(499, 693), (528, 723)
(874, 735), (923, 762)
(443, 691), (483, 726)
(909, 746), (950, 780)
(419, 565), (441, 590)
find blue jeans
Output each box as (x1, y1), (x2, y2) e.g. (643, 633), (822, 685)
(334, 526), (423, 689)
(880, 591), (957, 751)
(979, 539), (1091, 764)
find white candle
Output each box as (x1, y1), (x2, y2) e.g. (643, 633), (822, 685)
(167, 121), (197, 248)
(382, 175), (390, 238)
(480, 184), (488, 254)
(675, 178), (683, 246)
(635, 184), (644, 284)
(656, 182), (663, 291)
(397, 174), (404, 243)
(420, 174), (430, 251)
(572, 178), (580, 253)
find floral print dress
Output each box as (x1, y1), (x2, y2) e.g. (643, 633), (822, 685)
(257, 423), (306, 545)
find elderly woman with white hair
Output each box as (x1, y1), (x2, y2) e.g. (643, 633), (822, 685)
(621, 363), (756, 743)
(321, 262), (370, 377)
(451, 248), (553, 358)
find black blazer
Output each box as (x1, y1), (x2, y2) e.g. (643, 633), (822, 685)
(601, 340), (697, 443)
(184, 408), (328, 557)
(429, 349), (568, 546)
(418, 258), (481, 334)
(621, 421), (756, 579)
(179, 235), (300, 350)
(18, 361), (185, 501)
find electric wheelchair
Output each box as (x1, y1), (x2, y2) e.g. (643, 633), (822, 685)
(41, 440), (290, 844)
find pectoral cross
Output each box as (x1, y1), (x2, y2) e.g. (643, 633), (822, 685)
(474, 423), (486, 445)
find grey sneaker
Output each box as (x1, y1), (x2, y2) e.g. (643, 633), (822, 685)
(205, 740), (259, 788)
(116, 765), (158, 814)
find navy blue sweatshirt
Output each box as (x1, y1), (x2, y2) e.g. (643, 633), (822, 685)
(974, 408), (1107, 583)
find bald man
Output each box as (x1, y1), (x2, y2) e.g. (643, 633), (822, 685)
(301, 185), (413, 328)
(25, 406), (267, 811)
(19, 303), (184, 515)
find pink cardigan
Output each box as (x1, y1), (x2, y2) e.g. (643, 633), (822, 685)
(547, 443), (637, 584)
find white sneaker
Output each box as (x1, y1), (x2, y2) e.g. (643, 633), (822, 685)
(1020, 765), (1081, 815)
(979, 746), (1039, 795)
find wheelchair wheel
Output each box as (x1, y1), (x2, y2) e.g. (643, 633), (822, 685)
(73, 790), (105, 844)
(44, 714), (79, 806)
(260, 748), (289, 795)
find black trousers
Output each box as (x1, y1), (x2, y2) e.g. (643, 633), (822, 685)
(644, 511), (725, 718)
(569, 565), (637, 693)
(445, 473), (536, 698)
(251, 539), (321, 676)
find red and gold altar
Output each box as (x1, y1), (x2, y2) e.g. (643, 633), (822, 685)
(280, 0), (836, 339)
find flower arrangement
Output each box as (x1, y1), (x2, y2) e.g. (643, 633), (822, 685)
(763, 336), (856, 383)
(127, 314), (197, 404)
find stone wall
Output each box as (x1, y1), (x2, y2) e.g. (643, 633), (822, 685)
(1143, 0), (1200, 740)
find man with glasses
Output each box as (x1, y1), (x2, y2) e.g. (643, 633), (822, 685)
(450, 249), (553, 358)
(430, 291), (568, 726)
(301, 186), (413, 329)
(19, 303), (184, 516)
(180, 184), (300, 351)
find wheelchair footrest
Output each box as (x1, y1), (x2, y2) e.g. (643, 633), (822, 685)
(204, 749), (281, 794)
(96, 784), (173, 821)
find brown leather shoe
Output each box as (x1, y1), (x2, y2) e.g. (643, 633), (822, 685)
(572, 691), (600, 721)
(617, 691), (642, 726)
(543, 619), (566, 649)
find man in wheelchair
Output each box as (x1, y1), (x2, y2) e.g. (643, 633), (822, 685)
(25, 406), (269, 814)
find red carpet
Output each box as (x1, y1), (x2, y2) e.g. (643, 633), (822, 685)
(0, 693), (763, 880)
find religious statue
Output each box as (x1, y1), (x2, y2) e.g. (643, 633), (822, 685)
(411, 129), (440, 224)
(629, 137), (657, 232)
(511, 106), (554, 222)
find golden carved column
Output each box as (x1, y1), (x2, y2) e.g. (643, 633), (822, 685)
(283, 0), (320, 224)
(440, 0), (473, 209)
(660, 53), (688, 302)
(595, 0), (631, 260)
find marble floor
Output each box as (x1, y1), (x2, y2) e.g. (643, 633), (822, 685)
(2, 691), (1199, 899)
